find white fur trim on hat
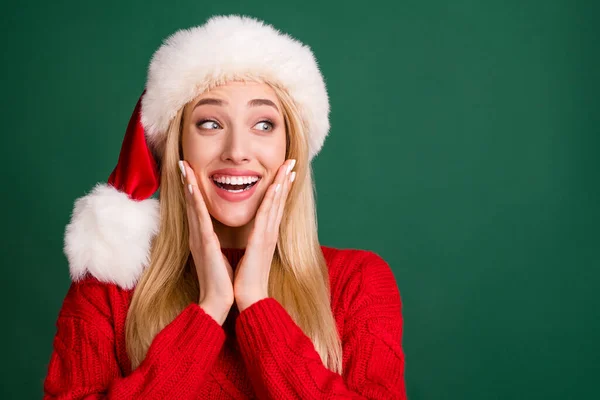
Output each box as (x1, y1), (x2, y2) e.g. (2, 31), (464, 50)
(141, 14), (330, 160)
(64, 184), (160, 290)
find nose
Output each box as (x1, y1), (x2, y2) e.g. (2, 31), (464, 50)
(220, 124), (250, 164)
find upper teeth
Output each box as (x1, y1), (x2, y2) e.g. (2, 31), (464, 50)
(213, 175), (260, 185)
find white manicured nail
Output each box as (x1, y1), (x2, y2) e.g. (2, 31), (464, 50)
(287, 159), (296, 175)
(188, 184), (193, 194)
(275, 183), (281, 193)
(178, 161), (186, 178)
(290, 171), (296, 183)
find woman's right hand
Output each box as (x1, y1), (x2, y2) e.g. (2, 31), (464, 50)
(180, 160), (234, 326)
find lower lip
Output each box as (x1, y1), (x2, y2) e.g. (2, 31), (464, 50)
(212, 179), (260, 202)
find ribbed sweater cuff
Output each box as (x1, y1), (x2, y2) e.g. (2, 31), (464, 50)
(235, 298), (297, 353)
(147, 303), (226, 360)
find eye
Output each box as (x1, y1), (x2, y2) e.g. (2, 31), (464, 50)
(254, 120), (274, 132)
(196, 120), (221, 130)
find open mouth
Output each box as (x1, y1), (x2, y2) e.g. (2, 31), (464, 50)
(211, 177), (261, 193)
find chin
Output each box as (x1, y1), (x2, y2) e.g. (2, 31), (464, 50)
(204, 180), (263, 228)
(210, 207), (255, 228)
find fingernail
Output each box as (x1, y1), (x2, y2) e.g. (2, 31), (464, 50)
(180, 174), (185, 184)
(287, 159), (296, 175)
(188, 184), (193, 194)
(178, 160), (186, 178)
(275, 183), (281, 193)
(290, 171), (296, 183)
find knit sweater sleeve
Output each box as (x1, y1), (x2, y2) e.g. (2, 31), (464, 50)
(234, 250), (406, 399)
(43, 277), (226, 399)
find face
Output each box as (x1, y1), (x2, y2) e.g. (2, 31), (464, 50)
(181, 81), (287, 228)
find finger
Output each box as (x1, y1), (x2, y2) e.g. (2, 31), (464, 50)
(273, 165), (295, 232)
(267, 159), (295, 233)
(181, 160), (215, 240)
(180, 162), (201, 243)
(251, 166), (283, 242)
(179, 161), (197, 220)
(266, 164), (286, 232)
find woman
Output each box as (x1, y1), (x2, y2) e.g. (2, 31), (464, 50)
(44, 15), (406, 399)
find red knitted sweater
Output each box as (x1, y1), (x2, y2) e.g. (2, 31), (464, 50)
(43, 246), (406, 399)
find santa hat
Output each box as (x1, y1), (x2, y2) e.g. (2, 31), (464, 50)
(64, 14), (330, 289)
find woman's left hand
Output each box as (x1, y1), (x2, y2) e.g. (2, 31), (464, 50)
(233, 158), (297, 312)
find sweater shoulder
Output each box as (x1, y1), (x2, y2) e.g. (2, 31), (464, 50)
(58, 273), (133, 326)
(320, 245), (392, 276)
(320, 245), (400, 301)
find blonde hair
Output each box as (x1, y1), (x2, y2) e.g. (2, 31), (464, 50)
(125, 80), (343, 374)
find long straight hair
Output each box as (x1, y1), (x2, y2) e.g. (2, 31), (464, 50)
(125, 80), (343, 373)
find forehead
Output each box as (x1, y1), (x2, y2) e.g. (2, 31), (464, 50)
(190, 80), (280, 107)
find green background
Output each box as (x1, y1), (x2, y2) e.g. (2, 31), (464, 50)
(2, 0), (598, 398)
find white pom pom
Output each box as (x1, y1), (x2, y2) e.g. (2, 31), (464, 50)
(64, 183), (159, 289)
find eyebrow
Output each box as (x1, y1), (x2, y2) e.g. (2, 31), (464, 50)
(193, 98), (280, 112)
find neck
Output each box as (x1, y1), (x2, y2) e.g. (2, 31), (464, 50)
(211, 216), (255, 249)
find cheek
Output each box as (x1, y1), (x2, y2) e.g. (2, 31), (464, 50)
(264, 132), (287, 169)
(181, 129), (218, 165)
